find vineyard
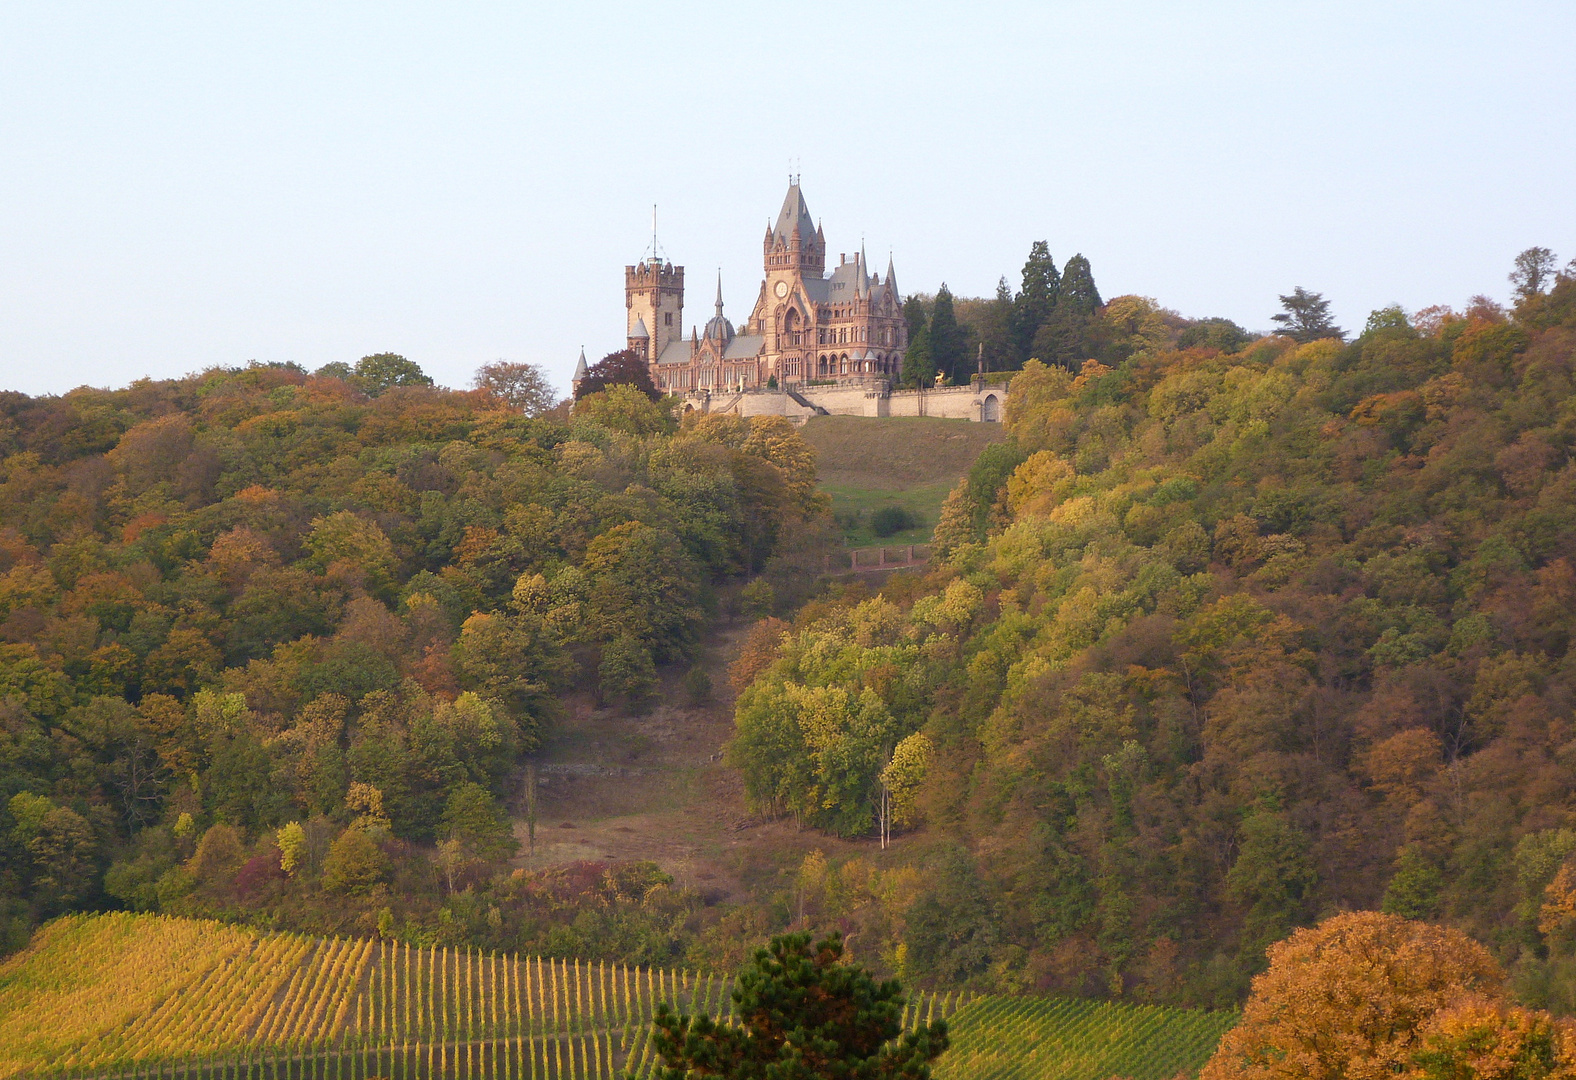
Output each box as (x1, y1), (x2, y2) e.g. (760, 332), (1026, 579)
(0, 914), (969, 1080)
(934, 995), (1239, 1080)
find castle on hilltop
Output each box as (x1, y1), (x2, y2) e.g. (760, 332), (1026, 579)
(619, 182), (908, 393)
(573, 182), (1007, 423)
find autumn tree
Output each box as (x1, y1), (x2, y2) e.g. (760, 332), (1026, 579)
(574, 348), (660, 401)
(1201, 913), (1506, 1080)
(646, 931), (947, 1080)
(473, 360), (558, 415)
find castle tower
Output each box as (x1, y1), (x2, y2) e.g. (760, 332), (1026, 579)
(625, 259), (683, 362)
(762, 181), (825, 277)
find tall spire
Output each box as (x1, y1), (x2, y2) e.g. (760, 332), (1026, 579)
(885, 252), (897, 295)
(715, 270), (724, 316)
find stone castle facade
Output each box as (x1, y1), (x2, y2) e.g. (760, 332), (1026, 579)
(617, 183), (908, 393)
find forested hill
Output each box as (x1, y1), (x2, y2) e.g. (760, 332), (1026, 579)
(729, 274), (1576, 1008)
(0, 364), (823, 950)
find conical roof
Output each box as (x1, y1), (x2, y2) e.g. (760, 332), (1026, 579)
(573, 348), (588, 380)
(773, 183), (816, 243)
(630, 316), (650, 340)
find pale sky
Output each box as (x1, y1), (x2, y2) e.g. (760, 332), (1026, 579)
(2, 2), (1573, 397)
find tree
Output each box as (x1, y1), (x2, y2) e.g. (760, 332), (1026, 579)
(1411, 995), (1576, 1080)
(1200, 912), (1506, 1080)
(582, 521), (703, 661)
(1012, 240), (1060, 359)
(1510, 248), (1559, 303)
(599, 633), (658, 713)
(928, 284), (966, 384)
(1033, 253), (1102, 366)
(321, 827), (387, 895)
(353, 353), (433, 396)
(574, 348), (659, 401)
(901, 325), (934, 388)
(646, 931), (947, 1080)
(574, 384), (675, 436)
(473, 360), (558, 415)
(440, 781), (518, 864)
(1271, 287), (1344, 342)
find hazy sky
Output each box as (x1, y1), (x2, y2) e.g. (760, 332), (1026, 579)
(2, 2), (1573, 397)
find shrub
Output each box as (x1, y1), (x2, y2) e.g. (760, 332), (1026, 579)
(870, 506), (919, 537)
(683, 667), (713, 705)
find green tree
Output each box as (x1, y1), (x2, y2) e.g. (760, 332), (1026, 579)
(1271, 287), (1344, 342)
(439, 781), (518, 864)
(574, 384), (675, 436)
(645, 931), (947, 1080)
(1033, 253), (1102, 366)
(353, 353), (433, 396)
(1012, 240), (1060, 360)
(321, 827), (387, 895)
(600, 634), (658, 713)
(928, 284), (966, 384)
(1227, 809), (1319, 962)
(901, 325), (934, 388)
(582, 522), (703, 662)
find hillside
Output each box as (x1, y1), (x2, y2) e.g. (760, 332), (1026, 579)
(0, 912), (1231, 1079)
(801, 415), (1007, 546)
(727, 276), (1576, 1009)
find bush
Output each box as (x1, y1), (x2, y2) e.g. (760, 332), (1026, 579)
(683, 667), (713, 705)
(870, 506), (919, 537)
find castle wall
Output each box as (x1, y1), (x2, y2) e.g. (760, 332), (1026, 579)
(677, 379), (1010, 424)
(883, 382), (1009, 421)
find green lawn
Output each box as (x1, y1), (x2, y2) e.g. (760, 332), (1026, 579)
(803, 416), (1005, 549)
(823, 480), (955, 547)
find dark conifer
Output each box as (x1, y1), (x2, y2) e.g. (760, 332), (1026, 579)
(1012, 241), (1059, 359)
(928, 284), (966, 384)
(1033, 253), (1102, 367)
(643, 932), (948, 1080)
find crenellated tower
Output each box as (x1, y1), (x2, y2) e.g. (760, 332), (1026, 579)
(625, 258), (683, 362)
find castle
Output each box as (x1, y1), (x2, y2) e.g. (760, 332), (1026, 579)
(619, 182), (907, 392)
(573, 182), (1008, 423)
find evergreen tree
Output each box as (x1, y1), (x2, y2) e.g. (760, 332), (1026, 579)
(978, 277), (1017, 371)
(1012, 241), (1059, 360)
(1033, 253), (1102, 367)
(1270, 287), (1344, 342)
(901, 294), (929, 344)
(928, 284), (965, 384)
(645, 931), (948, 1080)
(901, 324), (934, 388)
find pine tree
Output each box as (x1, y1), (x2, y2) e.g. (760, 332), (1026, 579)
(1270, 287), (1344, 343)
(1012, 241), (1060, 360)
(1033, 253), (1102, 367)
(928, 285), (965, 384)
(644, 932), (948, 1080)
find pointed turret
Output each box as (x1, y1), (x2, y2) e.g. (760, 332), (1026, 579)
(885, 254), (898, 296)
(630, 316), (649, 340)
(573, 348), (588, 383)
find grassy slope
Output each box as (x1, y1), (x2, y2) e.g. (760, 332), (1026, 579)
(800, 416), (1007, 547)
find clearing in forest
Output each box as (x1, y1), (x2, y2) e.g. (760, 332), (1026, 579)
(800, 415), (1006, 546)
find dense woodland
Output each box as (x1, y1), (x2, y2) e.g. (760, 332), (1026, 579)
(730, 252), (1576, 1008)
(0, 357), (825, 958)
(7, 245), (1576, 1020)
